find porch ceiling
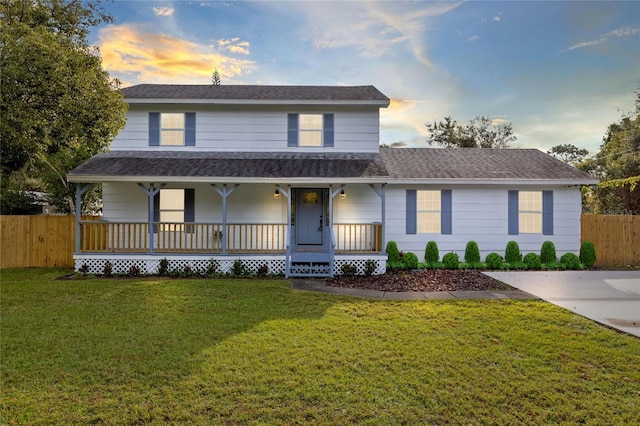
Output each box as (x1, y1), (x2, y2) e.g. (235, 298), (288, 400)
(67, 151), (389, 183)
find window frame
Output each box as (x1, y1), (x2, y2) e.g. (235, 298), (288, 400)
(160, 113), (185, 146)
(287, 113), (334, 148)
(416, 190), (442, 233)
(518, 191), (542, 234)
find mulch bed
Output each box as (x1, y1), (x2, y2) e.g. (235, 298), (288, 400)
(326, 269), (513, 292)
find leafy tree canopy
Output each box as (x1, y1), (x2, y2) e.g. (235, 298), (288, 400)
(547, 144), (590, 166)
(580, 90), (640, 214)
(0, 0), (127, 214)
(425, 116), (516, 149)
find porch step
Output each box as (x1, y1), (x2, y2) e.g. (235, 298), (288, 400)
(288, 252), (332, 278)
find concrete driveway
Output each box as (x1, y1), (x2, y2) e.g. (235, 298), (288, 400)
(484, 271), (640, 338)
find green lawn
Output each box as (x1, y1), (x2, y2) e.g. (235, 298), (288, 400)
(2, 268), (639, 425)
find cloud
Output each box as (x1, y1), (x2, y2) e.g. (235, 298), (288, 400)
(217, 37), (250, 55)
(493, 15), (501, 22)
(97, 24), (255, 84)
(566, 26), (639, 51)
(284, 1), (463, 69)
(152, 7), (174, 17)
(467, 35), (479, 42)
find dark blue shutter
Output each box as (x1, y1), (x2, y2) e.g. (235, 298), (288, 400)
(542, 190), (554, 235)
(149, 113), (160, 146)
(184, 189), (195, 233)
(441, 189), (452, 234)
(153, 191), (160, 232)
(323, 114), (334, 147)
(287, 114), (298, 147)
(508, 190), (519, 235)
(406, 190), (417, 234)
(185, 113), (196, 146)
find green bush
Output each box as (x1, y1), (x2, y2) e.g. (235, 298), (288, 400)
(341, 263), (358, 276)
(442, 252), (459, 269)
(402, 252), (419, 269)
(364, 259), (377, 276)
(231, 259), (248, 276)
(386, 241), (400, 262)
(505, 241), (522, 264)
(424, 241), (439, 263)
(485, 253), (503, 270)
(579, 241), (596, 268)
(523, 253), (542, 270)
(464, 241), (481, 263)
(560, 253), (581, 270)
(158, 258), (169, 276)
(540, 241), (557, 264)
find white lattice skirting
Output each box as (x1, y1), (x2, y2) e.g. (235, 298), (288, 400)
(74, 254), (387, 276)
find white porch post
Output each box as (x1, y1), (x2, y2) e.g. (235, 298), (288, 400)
(275, 184), (292, 244)
(74, 183), (91, 253)
(137, 183), (165, 254)
(368, 183), (386, 251)
(212, 184), (239, 254)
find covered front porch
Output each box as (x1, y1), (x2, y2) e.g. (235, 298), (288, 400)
(73, 183), (388, 277)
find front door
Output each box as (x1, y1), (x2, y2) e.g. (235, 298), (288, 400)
(296, 189), (324, 245)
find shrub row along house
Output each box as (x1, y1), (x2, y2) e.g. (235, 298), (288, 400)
(68, 84), (597, 277)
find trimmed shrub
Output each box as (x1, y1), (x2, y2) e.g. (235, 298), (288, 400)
(424, 241), (439, 263)
(341, 263), (357, 276)
(364, 259), (377, 276)
(523, 253), (542, 270)
(231, 259), (248, 276)
(442, 252), (459, 269)
(560, 253), (581, 270)
(579, 241), (596, 268)
(402, 252), (419, 269)
(158, 258), (169, 276)
(386, 241), (400, 262)
(540, 241), (557, 264)
(464, 241), (481, 263)
(485, 253), (503, 270)
(505, 241), (522, 264)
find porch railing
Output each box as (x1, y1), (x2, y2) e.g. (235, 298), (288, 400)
(333, 223), (383, 253)
(79, 221), (383, 254)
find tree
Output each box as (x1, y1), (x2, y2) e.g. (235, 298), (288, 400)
(580, 90), (640, 214)
(211, 68), (221, 85)
(0, 0), (127, 214)
(425, 116), (516, 148)
(547, 144), (590, 165)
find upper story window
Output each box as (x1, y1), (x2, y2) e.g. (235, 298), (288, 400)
(299, 114), (323, 146)
(160, 113), (185, 146)
(149, 112), (196, 146)
(288, 113), (334, 147)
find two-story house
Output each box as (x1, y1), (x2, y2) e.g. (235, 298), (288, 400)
(68, 84), (597, 277)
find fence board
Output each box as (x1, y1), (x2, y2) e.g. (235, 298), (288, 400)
(581, 214), (640, 267)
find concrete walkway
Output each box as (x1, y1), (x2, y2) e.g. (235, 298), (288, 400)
(485, 271), (640, 338)
(292, 279), (538, 301)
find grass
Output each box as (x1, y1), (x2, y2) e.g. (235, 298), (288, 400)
(2, 268), (639, 425)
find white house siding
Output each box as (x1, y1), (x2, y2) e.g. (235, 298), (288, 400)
(102, 182), (287, 224)
(384, 185), (583, 261)
(110, 105), (381, 153)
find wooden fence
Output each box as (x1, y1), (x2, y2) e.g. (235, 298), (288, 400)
(1, 215), (77, 268)
(580, 214), (640, 267)
(1, 214), (639, 268)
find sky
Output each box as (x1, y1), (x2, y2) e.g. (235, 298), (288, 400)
(89, 0), (640, 153)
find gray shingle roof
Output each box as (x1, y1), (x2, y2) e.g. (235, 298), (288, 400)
(68, 151), (388, 180)
(121, 84), (390, 103)
(379, 148), (597, 181)
(68, 148), (597, 184)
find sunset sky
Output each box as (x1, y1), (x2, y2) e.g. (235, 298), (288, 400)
(89, 1), (640, 153)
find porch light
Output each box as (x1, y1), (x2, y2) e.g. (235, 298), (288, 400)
(340, 189), (346, 198)
(274, 189), (280, 198)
